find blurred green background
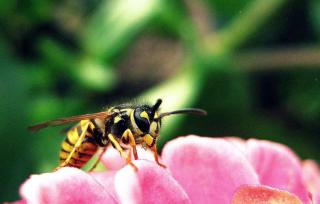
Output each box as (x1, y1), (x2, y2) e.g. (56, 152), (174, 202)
(1, 0), (320, 201)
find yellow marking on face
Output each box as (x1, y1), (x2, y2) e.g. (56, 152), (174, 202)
(140, 111), (150, 122)
(144, 134), (154, 146)
(150, 122), (158, 135)
(122, 108), (133, 113)
(114, 116), (122, 123)
(130, 111), (143, 135)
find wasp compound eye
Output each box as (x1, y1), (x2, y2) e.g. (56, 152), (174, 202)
(134, 108), (150, 133)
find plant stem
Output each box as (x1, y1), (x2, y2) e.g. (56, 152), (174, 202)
(205, 0), (288, 56)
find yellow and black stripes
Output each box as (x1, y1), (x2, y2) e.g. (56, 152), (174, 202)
(58, 120), (98, 168)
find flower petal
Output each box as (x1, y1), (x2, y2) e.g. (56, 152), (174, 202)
(114, 160), (191, 204)
(19, 167), (117, 204)
(232, 185), (303, 204)
(302, 160), (320, 194)
(225, 137), (247, 153)
(101, 146), (155, 170)
(314, 180), (320, 204)
(162, 135), (259, 204)
(246, 139), (311, 203)
(90, 171), (118, 202)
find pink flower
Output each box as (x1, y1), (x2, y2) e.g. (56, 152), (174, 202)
(9, 136), (320, 204)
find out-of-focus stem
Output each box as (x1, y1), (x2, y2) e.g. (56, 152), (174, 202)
(184, 0), (215, 38)
(234, 47), (320, 71)
(205, 0), (287, 56)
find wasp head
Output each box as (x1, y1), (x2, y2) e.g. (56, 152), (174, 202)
(132, 99), (162, 138)
(132, 98), (206, 147)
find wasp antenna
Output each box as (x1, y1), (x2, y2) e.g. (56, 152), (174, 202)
(157, 108), (207, 119)
(151, 99), (162, 115)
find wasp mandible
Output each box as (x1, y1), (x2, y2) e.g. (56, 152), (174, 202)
(29, 99), (207, 171)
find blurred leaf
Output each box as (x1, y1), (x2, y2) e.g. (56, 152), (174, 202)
(281, 71), (320, 126)
(82, 0), (161, 61)
(38, 37), (117, 91)
(27, 0), (53, 22)
(183, 64), (252, 136)
(38, 37), (77, 70)
(310, 0), (320, 39)
(155, 1), (197, 43)
(204, 0), (250, 21)
(206, 0), (288, 56)
(28, 95), (83, 122)
(0, 0), (16, 18)
(0, 40), (33, 201)
(24, 63), (55, 91)
(75, 58), (117, 91)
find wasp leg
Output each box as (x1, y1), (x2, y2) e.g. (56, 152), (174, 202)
(127, 146), (132, 160)
(55, 123), (90, 171)
(122, 129), (138, 160)
(108, 133), (138, 171)
(151, 144), (166, 168)
(88, 146), (108, 172)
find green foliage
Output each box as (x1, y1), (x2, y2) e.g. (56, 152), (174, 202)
(0, 0), (319, 201)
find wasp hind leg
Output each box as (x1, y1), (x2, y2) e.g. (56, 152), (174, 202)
(108, 133), (138, 171)
(55, 123), (90, 171)
(88, 146), (108, 172)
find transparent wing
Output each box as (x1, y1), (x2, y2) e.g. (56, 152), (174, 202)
(29, 111), (113, 132)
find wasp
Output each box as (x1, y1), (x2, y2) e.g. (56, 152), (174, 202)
(29, 99), (207, 171)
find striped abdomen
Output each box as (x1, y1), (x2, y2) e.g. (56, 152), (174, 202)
(59, 120), (98, 168)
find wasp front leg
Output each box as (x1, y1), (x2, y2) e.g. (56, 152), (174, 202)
(151, 144), (166, 168)
(122, 129), (138, 160)
(143, 134), (166, 168)
(108, 133), (138, 171)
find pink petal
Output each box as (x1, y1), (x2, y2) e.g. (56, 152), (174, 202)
(90, 171), (118, 202)
(162, 135), (259, 204)
(246, 139), (311, 203)
(232, 185), (303, 204)
(225, 137), (247, 153)
(315, 180), (320, 204)
(101, 146), (156, 170)
(302, 160), (320, 194)
(114, 160), (191, 204)
(19, 167), (117, 204)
